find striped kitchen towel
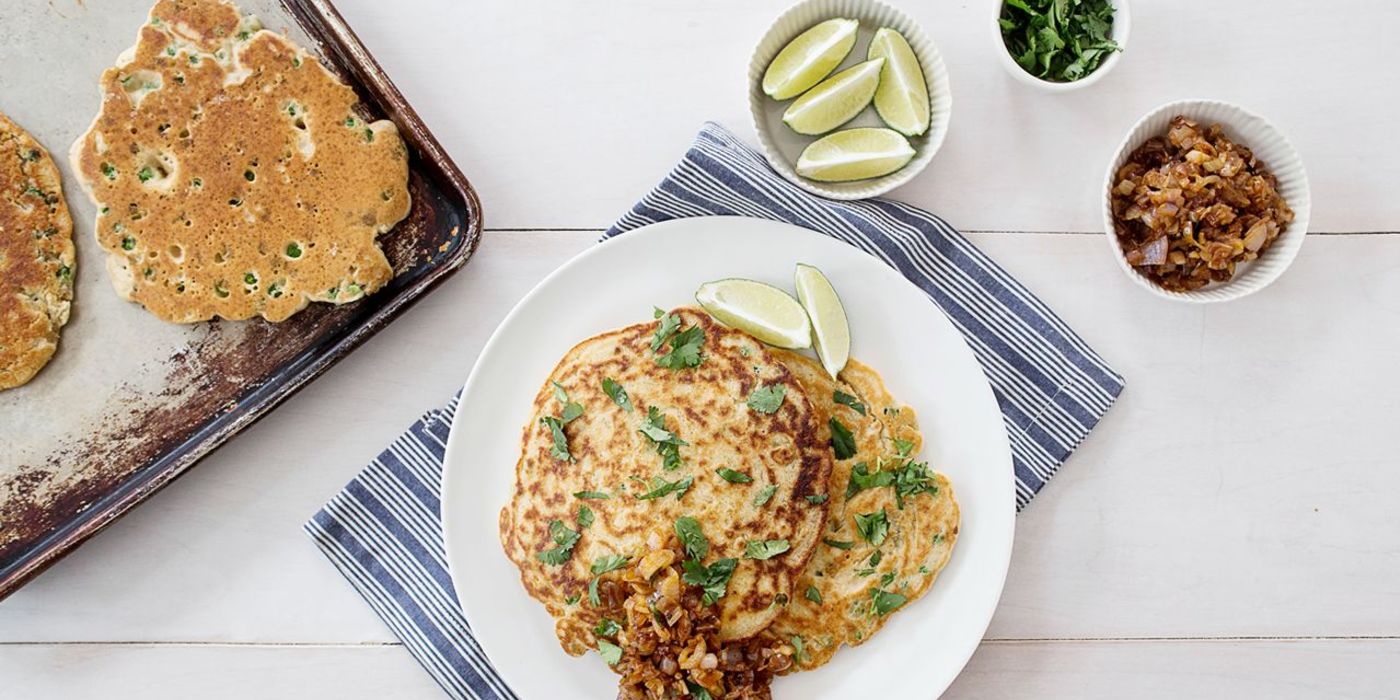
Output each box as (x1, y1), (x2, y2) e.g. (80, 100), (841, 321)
(306, 121), (1124, 700)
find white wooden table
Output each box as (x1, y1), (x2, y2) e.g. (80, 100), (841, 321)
(3, 0), (1399, 697)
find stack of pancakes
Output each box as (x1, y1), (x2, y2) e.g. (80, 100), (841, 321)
(500, 307), (960, 679)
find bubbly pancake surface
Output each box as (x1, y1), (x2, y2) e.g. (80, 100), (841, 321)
(499, 308), (833, 656)
(764, 351), (960, 672)
(0, 110), (74, 390)
(70, 0), (411, 322)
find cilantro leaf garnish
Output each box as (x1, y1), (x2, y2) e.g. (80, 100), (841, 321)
(686, 681), (716, 700)
(588, 577), (602, 607)
(869, 549), (882, 566)
(715, 467), (753, 484)
(655, 324), (706, 369)
(574, 490), (610, 500)
(806, 493), (829, 505)
(636, 475), (693, 501)
(639, 406), (687, 470)
(753, 484), (777, 507)
(833, 390), (866, 415)
(651, 310), (680, 350)
(536, 519), (580, 566)
(597, 638), (623, 666)
(540, 416), (572, 462)
(829, 417), (857, 460)
(822, 538), (854, 550)
(564, 594), (580, 605)
(746, 384), (786, 414)
(594, 618), (621, 637)
(577, 505), (594, 528)
(879, 571), (896, 586)
(601, 378), (633, 412)
(681, 557), (738, 606)
(847, 460), (938, 508)
(893, 438), (916, 457)
(870, 587), (908, 616)
(674, 516), (709, 560)
(551, 382), (584, 424)
(591, 553), (630, 576)
(744, 539), (790, 560)
(854, 509), (889, 547)
(846, 462), (893, 497)
(805, 585), (822, 604)
(790, 635), (807, 665)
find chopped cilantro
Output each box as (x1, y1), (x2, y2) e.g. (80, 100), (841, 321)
(715, 467), (752, 484)
(790, 635), (807, 665)
(577, 505), (594, 528)
(745, 539), (790, 560)
(596, 638), (622, 666)
(639, 406), (686, 469)
(655, 324), (705, 369)
(536, 520), (579, 566)
(822, 538), (854, 550)
(686, 681), (715, 700)
(829, 418), (856, 459)
(681, 557), (738, 606)
(746, 384), (786, 414)
(753, 484), (777, 507)
(805, 493), (829, 505)
(594, 618), (621, 637)
(551, 381), (584, 424)
(636, 475), (692, 501)
(674, 516), (708, 560)
(854, 509), (889, 547)
(870, 587), (908, 616)
(879, 571), (896, 586)
(601, 378), (633, 412)
(805, 585), (822, 604)
(540, 415), (572, 462)
(869, 549), (882, 566)
(833, 390), (866, 415)
(574, 490), (610, 500)
(651, 310), (680, 350)
(590, 553), (630, 576)
(564, 594), (580, 605)
(893, 438), (915, 456)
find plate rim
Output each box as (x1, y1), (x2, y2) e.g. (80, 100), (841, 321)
(442, 216), (1015, 699)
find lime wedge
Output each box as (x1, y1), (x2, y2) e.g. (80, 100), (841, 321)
(762, 18), (859, 101)
(795, 128), (915, 182)
(782, 58), (884, 136)
(867, 28), (930, 137)
(794, 264), (850, 378)
(695, 279), (812, 349)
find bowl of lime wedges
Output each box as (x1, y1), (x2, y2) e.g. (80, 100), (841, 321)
(750, 0), (951, 200)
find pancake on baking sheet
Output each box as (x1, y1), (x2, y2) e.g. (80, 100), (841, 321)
(0, 109), (75, 391)
(499, 308), (834, 656)
(69, 0), (410, 323)
(763, 350), (960, 672)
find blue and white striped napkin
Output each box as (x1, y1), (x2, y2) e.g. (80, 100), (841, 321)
(306, 122), (1124, 700)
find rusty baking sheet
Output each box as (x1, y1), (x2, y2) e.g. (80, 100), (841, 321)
(0, 0), (482, 599)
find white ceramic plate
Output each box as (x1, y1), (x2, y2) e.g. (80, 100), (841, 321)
(442, 217), (1014, 699)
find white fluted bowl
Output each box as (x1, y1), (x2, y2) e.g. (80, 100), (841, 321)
(749, 0), (951, 200)
(1103, 99), (1310, 303)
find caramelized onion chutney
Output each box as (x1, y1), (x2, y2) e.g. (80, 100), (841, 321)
(595, 530), (793, 700)
(1111, 116), (1293, 292)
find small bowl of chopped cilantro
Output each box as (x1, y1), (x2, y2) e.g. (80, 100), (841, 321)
(994, 0), (1129, 91)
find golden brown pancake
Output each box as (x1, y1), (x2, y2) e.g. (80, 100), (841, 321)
(764, 351), (960, 671)
(0, 110), (74, 390)
(499, 308), (833, 656)
(69, 0), (410, 322)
